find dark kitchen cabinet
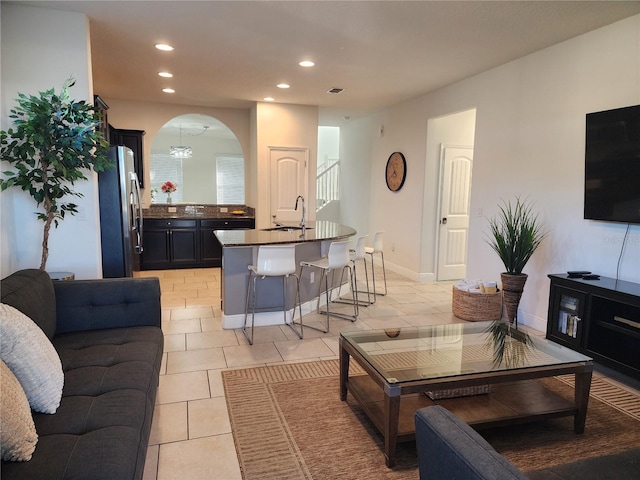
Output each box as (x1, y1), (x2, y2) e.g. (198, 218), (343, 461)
(142, 217), (254, 270)
(110, 128), (145, 188)
(93, 95), (110, 143)
(142, 219), (198, 269)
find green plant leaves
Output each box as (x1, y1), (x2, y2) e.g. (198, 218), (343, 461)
(486, 197), (547, 274)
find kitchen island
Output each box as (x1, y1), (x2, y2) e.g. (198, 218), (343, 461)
(215, 221), (357, 329)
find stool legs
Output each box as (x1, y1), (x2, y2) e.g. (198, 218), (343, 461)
(243, 272), (303, 345)
(369, 250), (388, 299)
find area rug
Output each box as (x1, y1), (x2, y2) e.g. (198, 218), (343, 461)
(222, 360), (640, 480)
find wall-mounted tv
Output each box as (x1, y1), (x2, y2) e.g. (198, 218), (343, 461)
(584, 104), (640, 224)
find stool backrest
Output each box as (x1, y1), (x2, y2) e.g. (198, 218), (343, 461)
(327, 240), (351, 270)
(372, 231), (384, 253)
(352, 235), (368, 261)
(255, 245), (297, 276)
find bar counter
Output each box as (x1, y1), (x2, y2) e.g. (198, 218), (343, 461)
(215, 221), (357, 329)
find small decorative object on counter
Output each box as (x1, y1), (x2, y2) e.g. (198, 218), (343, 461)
(161, 181), (177, 204)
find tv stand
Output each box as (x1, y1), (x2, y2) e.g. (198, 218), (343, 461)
(547, 274), (640, 380)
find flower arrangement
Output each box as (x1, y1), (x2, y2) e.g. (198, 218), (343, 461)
(161, 181), (177, 193)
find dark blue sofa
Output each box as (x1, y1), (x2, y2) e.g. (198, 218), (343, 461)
(1, 269), (163, 480)
(415, 405), (640, 480)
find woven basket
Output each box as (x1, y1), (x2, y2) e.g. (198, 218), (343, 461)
(452, 286), (502, 322)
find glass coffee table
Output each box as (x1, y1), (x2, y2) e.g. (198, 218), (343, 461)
(339, 322), (593, 467)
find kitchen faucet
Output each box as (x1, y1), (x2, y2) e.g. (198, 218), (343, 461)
(295, 195), (306, 229)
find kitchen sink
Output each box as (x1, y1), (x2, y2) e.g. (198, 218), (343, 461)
(261, 226), (313, 231)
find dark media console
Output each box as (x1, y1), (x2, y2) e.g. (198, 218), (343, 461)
(547, 273), (640, 380)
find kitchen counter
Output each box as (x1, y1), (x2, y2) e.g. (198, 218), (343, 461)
(143, 203), (255, 220)
(214, 221), (356, 246)
(217, 221), (358, 329)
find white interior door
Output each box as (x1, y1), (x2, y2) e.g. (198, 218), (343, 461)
(270, 147), (308, 224)
(437, 145), (473, 281)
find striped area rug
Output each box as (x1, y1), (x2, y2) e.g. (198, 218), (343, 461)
(222, 359), (640, 480)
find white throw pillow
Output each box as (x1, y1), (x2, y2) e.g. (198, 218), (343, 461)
(0, 303), (63, 414)
(0, 359), (38, 461)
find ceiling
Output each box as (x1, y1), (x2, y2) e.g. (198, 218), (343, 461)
(16, 1), (640, 124)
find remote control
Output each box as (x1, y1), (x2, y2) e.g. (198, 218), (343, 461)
(567, 270), (591, 278)
(582, 274), (600, 280)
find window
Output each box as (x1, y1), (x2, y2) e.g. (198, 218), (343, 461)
(216, 154), (245, 204)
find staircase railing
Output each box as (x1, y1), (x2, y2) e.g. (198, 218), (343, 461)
(316, 159), (340, 212)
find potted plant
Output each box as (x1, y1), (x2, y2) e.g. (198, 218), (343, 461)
(486, 197), (547, 324)
(0, 78), (112, 271)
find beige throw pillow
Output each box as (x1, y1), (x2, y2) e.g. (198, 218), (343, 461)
(1, 359), (38, 461)
(0, 303), (63, 414)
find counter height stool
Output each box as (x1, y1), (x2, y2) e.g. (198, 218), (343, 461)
(243, 245), (303, 345)
(299, 240), (358, 333)
(347, 235), (374, 306)
(366, 231), (388, 300)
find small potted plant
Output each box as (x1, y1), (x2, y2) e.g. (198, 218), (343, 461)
(161, 181), (177, 204)
(0, 78), (111, 271)
(486, 197), (547, 324)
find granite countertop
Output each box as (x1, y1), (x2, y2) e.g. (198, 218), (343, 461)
(214, 221), (357, 246)
(143, 204), (255, 220)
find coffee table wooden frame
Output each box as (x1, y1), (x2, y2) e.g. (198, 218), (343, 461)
(339, 334), (593, 467)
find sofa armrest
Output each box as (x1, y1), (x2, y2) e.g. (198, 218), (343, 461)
(53, 277), (161, 334)
(415, 406), (527, 480)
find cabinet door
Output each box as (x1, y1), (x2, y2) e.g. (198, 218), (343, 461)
(549, 286), (586, 347)
(141, 229), (171, 269)
(170, 229), (198, 265)
(111, 128), (145, 188)
(200, 228), (222, 266)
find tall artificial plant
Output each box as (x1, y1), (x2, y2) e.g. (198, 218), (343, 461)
(0, 78), (112, 270)
(486, 197), (547, 275)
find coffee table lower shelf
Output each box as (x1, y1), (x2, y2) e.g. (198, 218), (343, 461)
(346, 374), (577, 444)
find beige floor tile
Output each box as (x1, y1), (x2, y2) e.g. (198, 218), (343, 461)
(142, 445), (159, 480)
(164, 270), (195, 278)
(156, 371), (211, 404)
(188, 397), (231, 439)
(161, 319), (202, 335)
(362, 316), (412, 330)
(395, 302), (440, 315)
(161, 297), (186, 309)
(159, 277), (185, 285)
(186, 296), (220, 307)
(170, 306), (214, 320)
(207, 369), (225, 397)
(223, 342), (284, 367)
(173, 282), (208, 291)
(166, 348), (228, 374)
(185, 274), (217, 282)
(149, 402), (188, 445)
(274, 337), (334, 361)
(235, 324), (291, 345)
(157, 434), (241, 480)
(163, 290), (199, 299)
(201, 317), (223, 331)
(186, 330), (239, 350)
(164, 334), (186, 352)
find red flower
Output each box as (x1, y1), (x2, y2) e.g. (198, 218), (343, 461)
(161, 181), (177, 193)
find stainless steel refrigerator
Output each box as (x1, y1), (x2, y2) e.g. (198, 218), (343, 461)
(98, 146), (143, 277)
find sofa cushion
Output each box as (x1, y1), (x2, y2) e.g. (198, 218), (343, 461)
(0, 269), (56, 339)
(0, 360), (38, 462)
(415, 406), (527, 480)
(0, 304), (64, 414)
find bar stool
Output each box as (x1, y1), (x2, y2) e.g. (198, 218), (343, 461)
(243, 245), (303, 345)
(366, 231), (388, 299)
(299, 240), (358, 333)
(348, 235), (374, 306)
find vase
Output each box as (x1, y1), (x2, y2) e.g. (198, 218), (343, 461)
(500, 273), (528, 325)
(166, 193), (172, 204)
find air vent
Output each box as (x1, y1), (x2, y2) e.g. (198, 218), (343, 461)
(327, 87), (344, 94)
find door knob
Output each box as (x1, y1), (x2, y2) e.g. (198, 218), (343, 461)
(442, 217), (448, 225)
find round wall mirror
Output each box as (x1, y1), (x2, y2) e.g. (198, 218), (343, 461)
(150, 114), (245, 204)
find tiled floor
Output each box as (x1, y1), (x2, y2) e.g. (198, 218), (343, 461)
(137, 265), (466, 479)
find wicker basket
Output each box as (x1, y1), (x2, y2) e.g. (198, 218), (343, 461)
(452, 286), (502, 322)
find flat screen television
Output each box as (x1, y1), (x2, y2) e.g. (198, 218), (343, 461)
(584, 104), (640, 224)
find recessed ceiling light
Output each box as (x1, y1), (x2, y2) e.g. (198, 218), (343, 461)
(264, 97), (275, 102)
(162, 88), (175, 93)
(299, 61), (315, 67)
(158, 72), (173, 78)
(155, 43), (174, 51)
(277, 83), (290, 89)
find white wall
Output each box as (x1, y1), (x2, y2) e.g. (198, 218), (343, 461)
(254, 102), (319, 229)
(105, 98), (251, 206)
(342, 14), (640, 331)
(1, 4), (101, 279)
